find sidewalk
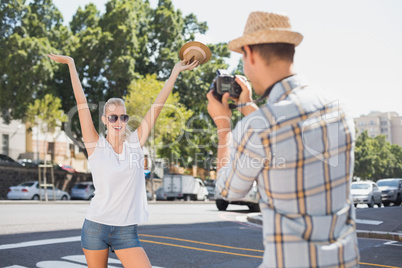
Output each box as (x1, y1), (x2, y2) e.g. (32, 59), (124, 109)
(247, 206), (402, 242)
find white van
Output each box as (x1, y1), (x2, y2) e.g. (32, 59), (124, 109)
(163, 174), (209, 201)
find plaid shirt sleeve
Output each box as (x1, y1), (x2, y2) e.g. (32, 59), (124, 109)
(215, 112), (268, 200)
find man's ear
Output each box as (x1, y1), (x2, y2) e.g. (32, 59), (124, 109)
(243, 45), (255, 65)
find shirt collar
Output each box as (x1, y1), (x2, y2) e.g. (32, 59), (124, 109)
(266, 74), (309, 104)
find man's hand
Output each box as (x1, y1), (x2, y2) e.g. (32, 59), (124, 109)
(207, 90), (232, 172)
(232, 75), (259, 116)
(207, 91), (232, 130)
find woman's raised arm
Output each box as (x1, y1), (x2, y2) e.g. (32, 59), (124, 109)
(137, 60), (198, 147)
(48, 53), (99, 156)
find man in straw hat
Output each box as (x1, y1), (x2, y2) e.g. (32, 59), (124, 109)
(207, 11), (359, 267)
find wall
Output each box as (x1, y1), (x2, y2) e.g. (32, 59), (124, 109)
(0, 165), (92, 200)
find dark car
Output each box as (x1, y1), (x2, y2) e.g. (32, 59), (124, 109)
(0, 154), (22, 166)
(32, 160), (63, 170)
(17, 159), (38, 167)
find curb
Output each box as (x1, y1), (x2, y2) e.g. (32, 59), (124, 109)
(0, 200), (215, 205)
(356, 230), (402, 242)
(247, 214), (402, 242)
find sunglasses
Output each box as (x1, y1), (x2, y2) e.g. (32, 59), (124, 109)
(107, 114), (129, 123)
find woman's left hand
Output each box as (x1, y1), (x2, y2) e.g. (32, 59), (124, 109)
(172, 59), (199, 75)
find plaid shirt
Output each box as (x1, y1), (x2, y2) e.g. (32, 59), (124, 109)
(216, 75), (360, 268)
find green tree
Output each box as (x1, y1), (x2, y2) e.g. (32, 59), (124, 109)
(0, 0), (64, 122)
(354, 131), (376, 180)
(26, 94), (67, 201)
(372, 135), (395, 180)
(354, 131), (402, 181)
(124, 74), (193, 151)
(390, 145), (402, 177)
(0, 0), (236, 169)
(145, 0), (207, 79)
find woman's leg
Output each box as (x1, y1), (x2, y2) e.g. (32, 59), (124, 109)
(115, 247), (152, 268)
(83, 248), (109, 268)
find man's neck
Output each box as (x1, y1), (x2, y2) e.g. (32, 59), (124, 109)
(256, 61), (295, 95)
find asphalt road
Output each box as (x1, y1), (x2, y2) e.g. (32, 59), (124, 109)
(0, 201), (401, 268)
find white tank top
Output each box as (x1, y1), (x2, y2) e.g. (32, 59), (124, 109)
(86, 130), (148, 226)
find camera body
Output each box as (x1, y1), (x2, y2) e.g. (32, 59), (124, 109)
(210, 70), (242, 101)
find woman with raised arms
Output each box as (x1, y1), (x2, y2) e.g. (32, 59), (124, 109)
(48, 53), (198, 268)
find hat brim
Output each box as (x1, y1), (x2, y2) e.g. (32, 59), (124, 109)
(228, 29), (303, 53)
(179, 41), (212, 65)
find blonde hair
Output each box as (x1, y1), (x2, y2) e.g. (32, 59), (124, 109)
(103, 98), (132, 140)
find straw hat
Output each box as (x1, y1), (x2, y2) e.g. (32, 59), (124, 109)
(228, 11), (303, 53)
(179, 41), (212, 65)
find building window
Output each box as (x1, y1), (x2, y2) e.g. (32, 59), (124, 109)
(2, 134), (9, 155)
(48, 142), (55, 161)
(370, 120), (375, 125)
(381, 128), (388, 133)
(381, 121), (388, 126)
(69, 144), (75, 158)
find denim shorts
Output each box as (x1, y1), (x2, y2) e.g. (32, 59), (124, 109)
(81, 219), (142, 252)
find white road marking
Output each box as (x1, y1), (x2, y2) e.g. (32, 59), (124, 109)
(0, 236), (81, 250)
(355, 219), (383, 225)
(384, 241), (402, 247)
(61, 255), (121, 264)
(36, 261), (88, 268)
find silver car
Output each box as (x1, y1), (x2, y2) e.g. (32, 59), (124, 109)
(215, 181), (260, 212)
(7, 181), (70, 200)
(351, 181), (382, 208)
(70, 182), (95, 200)
(377, 178), (402, 206)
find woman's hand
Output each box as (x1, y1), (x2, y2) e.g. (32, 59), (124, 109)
(48, 53), (74, 65)
(171, 59), (199, 76)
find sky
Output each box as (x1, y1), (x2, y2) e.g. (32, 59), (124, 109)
(51, 0), (402, 118)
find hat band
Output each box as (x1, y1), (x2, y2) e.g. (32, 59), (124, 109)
(183, 46), (206, 60)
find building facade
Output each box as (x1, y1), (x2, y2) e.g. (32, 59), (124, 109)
(0, 118), (26, 161)
(354, 111), (402, 147)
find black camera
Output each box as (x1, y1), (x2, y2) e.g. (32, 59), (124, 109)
(210, 70), (242, 102)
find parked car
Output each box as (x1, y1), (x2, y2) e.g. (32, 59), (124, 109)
(0, 154), (22, 167)
(61, 165), (76, 173)
(351, 181), (382, 208)
(70, 182), (95, 200)
(155, 187), (167, 200)
(17, 158), (38, 167)
(376, 178), (402, 206)
(7, 181), (70, 200)
(215, 181), (260, 212)
(206, 185), (215, 200)
(32, 160), (63, 171)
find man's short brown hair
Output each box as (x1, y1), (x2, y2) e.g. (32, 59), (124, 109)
(242, 43), (295, 65)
